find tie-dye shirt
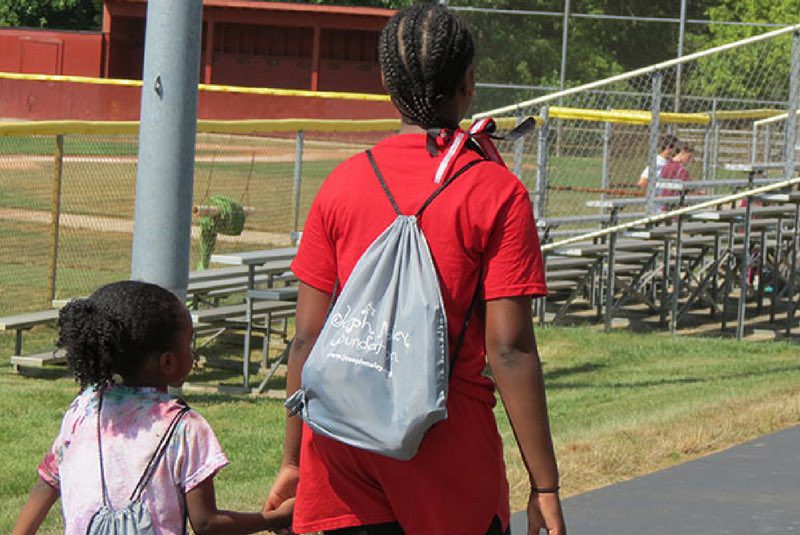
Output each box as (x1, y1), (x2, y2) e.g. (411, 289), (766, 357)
(38, 385), (228, 535)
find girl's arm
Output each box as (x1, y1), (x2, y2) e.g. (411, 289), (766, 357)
(12, 478), (60, 535)
(186, 477), (293, 535)
(485, 296), (566, 535)
(264, 283), (331, 513)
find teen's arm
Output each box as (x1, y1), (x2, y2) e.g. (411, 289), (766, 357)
(264, 282), (331, 514)
(186, 477), (293, 535)
(12, 478), (60, 535)
(486, 296), (566, 535)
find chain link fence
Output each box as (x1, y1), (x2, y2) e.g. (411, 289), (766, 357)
(480, 24), (800, 225)
(0, 124), (388, 314)
(4, 25), (800, 315)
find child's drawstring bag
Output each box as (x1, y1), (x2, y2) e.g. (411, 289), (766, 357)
(87, 394), (189, 534)
(285, 118), (534, 460)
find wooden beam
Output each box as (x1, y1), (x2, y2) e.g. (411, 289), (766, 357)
(311, 25), (321, 91)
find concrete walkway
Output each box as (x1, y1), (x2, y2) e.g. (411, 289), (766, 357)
(511, 426), (800, 534)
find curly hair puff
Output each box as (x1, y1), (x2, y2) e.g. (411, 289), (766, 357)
(57, 280), (187, 390)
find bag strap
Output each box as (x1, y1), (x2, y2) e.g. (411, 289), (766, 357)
(95, 393), (112, 508)
(95, 393), (190, 507)
(129, 404), (190, 502)
(450, 266), (482, 379)
(365, 149), (486, 218)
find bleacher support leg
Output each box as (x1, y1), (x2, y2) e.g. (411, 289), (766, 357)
(787, 203), (800, 336)
(604, 232), (618, 332)
(736, 175), (755, 341)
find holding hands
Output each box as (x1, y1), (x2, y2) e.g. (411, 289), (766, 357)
(263, 463), (300, 534)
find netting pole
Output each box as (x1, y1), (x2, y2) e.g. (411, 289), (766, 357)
(645, 72), (663, 214)
(130, 0), (203, 302)
(48, 134), (64, 304)
(600, 116), (612, 216)
(784, 30), (800, 180)
(292, 130), (305, 244)
(536, 106), (550, 219)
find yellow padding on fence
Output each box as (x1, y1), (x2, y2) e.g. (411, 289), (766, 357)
(0, 71), (391, 102)
(546, 106), (785, 126)
(659, 112), (710, 125)
(0, 120), (139, 136)
(548, 107), (708, 125)
(713, 109), (784, 121)
(0, 119), (403, 136)
(0, 117), (533, 136)
(549, 107), (651, 125)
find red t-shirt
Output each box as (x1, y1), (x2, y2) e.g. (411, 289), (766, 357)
(292, 133), (547, 404)
(658, 159), (690, 198)
(290, 133), (546, 533)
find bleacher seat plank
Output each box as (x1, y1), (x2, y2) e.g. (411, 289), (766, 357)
(0, 309), (60, 331)
(190, 300), (296, 325)
(11, 352), (66, 368)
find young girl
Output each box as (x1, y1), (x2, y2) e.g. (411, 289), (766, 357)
(13, 280), (293, 535)
(264, 4), (565, 535)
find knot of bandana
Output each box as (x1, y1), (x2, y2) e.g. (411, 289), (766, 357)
(425, 117), (536, 184)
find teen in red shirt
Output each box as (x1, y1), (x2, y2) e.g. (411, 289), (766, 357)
(265, 5), (565, 535)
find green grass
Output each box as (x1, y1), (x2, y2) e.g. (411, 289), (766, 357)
(2, 326), (799, 532)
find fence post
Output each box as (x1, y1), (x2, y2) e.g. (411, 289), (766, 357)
(702, 107), (713, 181)
(536, 106), (550, 219)
(48, 134), (65, 304)
(292, 130), (305, 244)
(513, 111), (525, 178)
(645, 72), (663, 214)
(711, 98), (720, 181)
(784, 30), (800, 180)
(750, 123), (758, 166)
(600, 117), (612, 216)
(764, 124), (772, 163)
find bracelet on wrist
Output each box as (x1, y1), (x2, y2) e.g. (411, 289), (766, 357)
(532, 486), (560, 494)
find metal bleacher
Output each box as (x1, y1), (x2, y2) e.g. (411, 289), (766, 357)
(536, 170), (800, 340)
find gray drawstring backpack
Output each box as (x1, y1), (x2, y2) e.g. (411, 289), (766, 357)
(285, 149), (484, 460)
(87, 394), (189, 535)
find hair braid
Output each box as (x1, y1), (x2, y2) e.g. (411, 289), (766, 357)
(379, 3), (475, 130)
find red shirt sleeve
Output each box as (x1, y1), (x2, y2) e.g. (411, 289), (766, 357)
(291, 194), (337, 294)
(482, 184), (547, 300)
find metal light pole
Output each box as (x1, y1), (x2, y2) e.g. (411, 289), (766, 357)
(130, 0), (203, 301)
(559, 0), (571, 93)
(675, 0), (687, 112)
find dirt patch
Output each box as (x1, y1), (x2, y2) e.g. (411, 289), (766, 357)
(0, 207), (291, 247)
(0, 158), (41, 170)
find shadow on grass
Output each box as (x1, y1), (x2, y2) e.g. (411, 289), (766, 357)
(546, 362), (800, 391)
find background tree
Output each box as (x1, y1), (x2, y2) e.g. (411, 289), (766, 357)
(0, 0), (102, 30)
(683, 0), (800, 103)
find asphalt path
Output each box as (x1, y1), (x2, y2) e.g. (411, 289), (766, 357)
(511, 426), (800, 534)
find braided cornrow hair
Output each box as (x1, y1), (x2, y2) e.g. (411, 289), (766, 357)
(379, 3), (475, 129)
(57, 280), (186, 390)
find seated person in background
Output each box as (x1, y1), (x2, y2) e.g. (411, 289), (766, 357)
(660, 142), (695, 188)
(637, 133), (679, 189)
(657, 141), (699, 208)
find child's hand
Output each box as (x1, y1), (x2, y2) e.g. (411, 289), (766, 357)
(264, 464), (299, 512)
(262, 497), (294, 534)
